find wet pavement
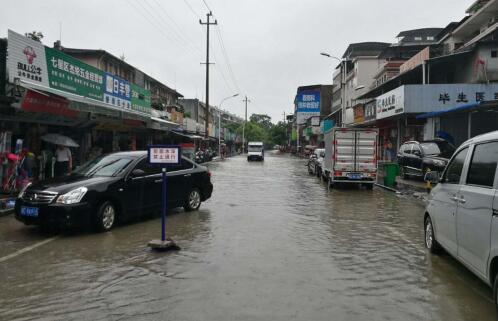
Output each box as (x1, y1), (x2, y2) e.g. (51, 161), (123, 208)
(0, 152), (495, 321)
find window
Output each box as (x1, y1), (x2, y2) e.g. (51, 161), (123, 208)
(414, 36), (422, 41)
(491, 50), (498, 58)
(169, 158), (195, 172)
(466, 142), (498, 187)
(134, 159), (162, 176)
(443, 147), (469, 184)
(412, 145), (422, 157)
(401, 144), (413, 154)
(427, 36), (435, 41)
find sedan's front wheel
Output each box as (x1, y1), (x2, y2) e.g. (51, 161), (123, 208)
(184, 188), (202, 212)
(95, 201), (116, 232)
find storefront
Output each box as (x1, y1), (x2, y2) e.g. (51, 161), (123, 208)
(0, 30), (155, 193)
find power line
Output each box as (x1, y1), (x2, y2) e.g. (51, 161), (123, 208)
(147, 0), (203, 55)
(215, 25), (240, 93)
(182, 0), (201, 19)
(126, 0), (196, 58)
(139, 0), (200, 56)
(201, 0), (212, 12)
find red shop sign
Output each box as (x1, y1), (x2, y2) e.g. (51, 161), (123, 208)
(21, 90), (78, 118)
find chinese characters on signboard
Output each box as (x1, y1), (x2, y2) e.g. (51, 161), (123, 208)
(364, 100), (376, 121)
(46, 47), (104, 101)
(104, 73), (131, 108)
(295, 90), (320, 124)
(376, 86), (405, 120)
(7, 29), (151, 116)
(438, 91), (494, 104)
(148, 146), (181, 165)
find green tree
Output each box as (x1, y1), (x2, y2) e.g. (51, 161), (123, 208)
(249, 113), (272, 130)
(25, 31), (44, 42)
(269, 121), (288, 146)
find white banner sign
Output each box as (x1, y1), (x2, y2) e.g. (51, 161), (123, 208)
(376, 86), (405, 120)
(7, 30), (49, 87)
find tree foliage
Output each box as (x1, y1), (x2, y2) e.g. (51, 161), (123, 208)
(229, 114), (290, 148)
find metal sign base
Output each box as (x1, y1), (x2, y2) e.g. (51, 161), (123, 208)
(148, 238), (180, 252)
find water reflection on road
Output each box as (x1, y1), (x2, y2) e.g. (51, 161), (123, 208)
(0, 152), (494, 321)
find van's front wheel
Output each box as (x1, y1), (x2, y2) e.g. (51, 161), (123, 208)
(424, 216), (440, 253)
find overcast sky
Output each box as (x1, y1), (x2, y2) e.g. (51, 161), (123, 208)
(2, 0), (471, 122)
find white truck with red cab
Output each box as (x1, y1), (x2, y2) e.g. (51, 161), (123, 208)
(323, 128), (378, 189)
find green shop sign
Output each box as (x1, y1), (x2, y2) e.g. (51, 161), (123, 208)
(46, 47), (104, 101)
(7, 29), (152, 116)
(131, 83), (151, 115)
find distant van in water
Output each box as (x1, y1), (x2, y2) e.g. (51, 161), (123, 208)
(247, 142), (264, 161)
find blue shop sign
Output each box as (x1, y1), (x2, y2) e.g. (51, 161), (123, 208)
(104, 73), (131, 109)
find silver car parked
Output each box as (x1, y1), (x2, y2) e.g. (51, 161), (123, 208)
(424, 130), (498, 312)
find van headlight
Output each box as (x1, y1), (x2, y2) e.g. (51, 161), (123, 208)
(18, 183), (31, 198)
(56, 187), (88, 204)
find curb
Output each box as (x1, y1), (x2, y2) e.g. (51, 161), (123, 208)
(0, 209), (14, 217)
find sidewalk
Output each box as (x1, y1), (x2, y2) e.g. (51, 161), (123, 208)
(376, 166), (430, 203)
(0, 195), (16, 217)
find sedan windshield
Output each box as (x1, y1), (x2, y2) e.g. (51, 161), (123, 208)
(73, 155), (133, 177)
(420, 142), (455, 158)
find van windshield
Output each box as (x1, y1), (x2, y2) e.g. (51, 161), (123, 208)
(248, 146), (262, 152)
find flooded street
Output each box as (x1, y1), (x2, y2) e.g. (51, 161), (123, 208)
(0, 152), (495, 321)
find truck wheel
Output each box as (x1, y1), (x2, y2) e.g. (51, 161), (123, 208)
(364, 184), (373, 190)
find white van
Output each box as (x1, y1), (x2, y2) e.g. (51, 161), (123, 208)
(424, 130), (498, 310)
(247, 142), (264, 161)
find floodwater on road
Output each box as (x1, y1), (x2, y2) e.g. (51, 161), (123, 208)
(0, 152), (495, 321)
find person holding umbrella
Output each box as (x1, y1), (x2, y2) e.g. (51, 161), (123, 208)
(55, 145), (72, 177)
(41, 134), (79, 177)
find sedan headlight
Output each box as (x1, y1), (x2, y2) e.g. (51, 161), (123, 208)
(18, 183), (31, 198)
(56, 187), (88, 205)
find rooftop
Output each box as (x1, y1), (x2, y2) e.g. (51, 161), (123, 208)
(60, 47), (183, 98)
(396, 28), (444, 39)
(341, 42), (391, 59)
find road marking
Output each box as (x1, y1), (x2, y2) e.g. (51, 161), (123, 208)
(0, 236), (58, 263)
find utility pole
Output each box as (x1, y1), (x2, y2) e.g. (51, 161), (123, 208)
(242, 96), (250, 152)
(200, 12), (217, 139)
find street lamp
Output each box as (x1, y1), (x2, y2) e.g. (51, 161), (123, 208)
(218, 93), (239, 158)
(321, 51), (346, 127)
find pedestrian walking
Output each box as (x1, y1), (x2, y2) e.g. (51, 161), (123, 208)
(55, 145), (72, 177)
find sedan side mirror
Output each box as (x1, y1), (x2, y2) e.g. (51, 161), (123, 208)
(424, 171), (440, 184)
(131, 169), (146, 177)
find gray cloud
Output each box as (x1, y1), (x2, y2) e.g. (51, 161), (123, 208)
(1, 0), (470, 122)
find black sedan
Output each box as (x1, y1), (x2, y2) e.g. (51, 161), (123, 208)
(15, 151), (213, 231)
(397, 139), (456, 179)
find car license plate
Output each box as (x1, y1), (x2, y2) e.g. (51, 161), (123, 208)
(20, 206), (39, 217)
(348, 173), (362, 180)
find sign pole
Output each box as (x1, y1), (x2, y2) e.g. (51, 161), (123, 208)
(147, 145), (181, 252)
(161, 167), (167, 242)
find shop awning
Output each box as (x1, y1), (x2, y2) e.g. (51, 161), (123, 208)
(416, 102), (482, 119)
(171, 130), (204, 140)
(20, 80), (150, 121)
(149, 117), (181, 131)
